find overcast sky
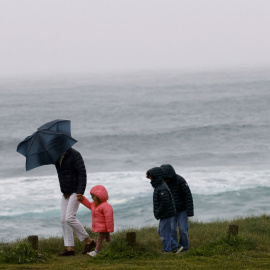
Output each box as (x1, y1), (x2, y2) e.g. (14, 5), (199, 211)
(1, 0), (270, 76)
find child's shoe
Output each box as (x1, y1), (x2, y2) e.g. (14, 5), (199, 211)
(82, 240), (96, 254)
(88, 251), (98, 257)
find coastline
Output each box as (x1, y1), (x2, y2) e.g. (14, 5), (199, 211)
(1, 215), (270, 269)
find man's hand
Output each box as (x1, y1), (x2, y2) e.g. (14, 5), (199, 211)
(77, 194), (83, 202)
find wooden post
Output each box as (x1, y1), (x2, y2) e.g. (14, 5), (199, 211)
(28, 235), (38, 250)
(228, 225), (239, 235)
(126, 232), (136, 246)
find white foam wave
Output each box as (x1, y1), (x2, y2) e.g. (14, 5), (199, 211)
(0, 171), (150, 217)
(183, 169), (270, 195)
(1, 169), (270, 217)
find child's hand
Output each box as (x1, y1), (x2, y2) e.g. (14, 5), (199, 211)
(77, 194), (83, 202)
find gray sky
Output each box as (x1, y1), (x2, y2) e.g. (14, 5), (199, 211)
(1, 0), (270, 76)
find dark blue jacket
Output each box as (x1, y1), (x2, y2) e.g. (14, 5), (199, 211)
(55, 148), (87, 195)
(161, 164), (194, 217)
(147, 167), (176, 220)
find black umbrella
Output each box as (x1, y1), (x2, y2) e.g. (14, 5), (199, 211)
(17, 119), (77, 171)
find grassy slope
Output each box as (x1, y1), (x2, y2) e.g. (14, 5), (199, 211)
(1, 215), (270, 270)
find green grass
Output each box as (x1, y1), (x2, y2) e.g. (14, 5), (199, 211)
(1, 215), (270, 269)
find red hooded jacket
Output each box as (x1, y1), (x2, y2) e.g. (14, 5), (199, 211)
(80, 185), (114, 233)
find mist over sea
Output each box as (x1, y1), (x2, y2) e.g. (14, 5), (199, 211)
(0, 69), (270, 242)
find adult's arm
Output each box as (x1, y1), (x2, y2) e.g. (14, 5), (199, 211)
(73, 151), (87, 195)
(178, 175), (194, 217)
(155, 190), (171, 219)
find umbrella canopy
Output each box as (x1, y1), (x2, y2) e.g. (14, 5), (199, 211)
(17, 119), (77, 171)
(38, 119), (72, 136)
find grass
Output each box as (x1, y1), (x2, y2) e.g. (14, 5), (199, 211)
(0, 215), (270, 269)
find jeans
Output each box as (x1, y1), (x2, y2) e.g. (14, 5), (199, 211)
(171, 210), (189, 251)
(61, 193), (90, 246)
(158, 217), (178, 252)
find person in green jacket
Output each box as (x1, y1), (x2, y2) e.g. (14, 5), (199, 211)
(161, 164), (194, 252)
(146, 167), (183, 253)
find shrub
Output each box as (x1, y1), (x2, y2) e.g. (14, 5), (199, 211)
(94, 237), (150, 261)
(0, 243), (50, 264)
(189, 233), (254, 257)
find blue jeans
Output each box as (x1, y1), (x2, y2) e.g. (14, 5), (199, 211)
(158, 217), (178, 252)
(171, 210), (189, 251)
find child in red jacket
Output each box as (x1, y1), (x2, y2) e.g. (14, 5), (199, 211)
(77, 185), (114, 257)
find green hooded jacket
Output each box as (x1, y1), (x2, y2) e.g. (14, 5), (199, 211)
(147, 167), (176, 220)
(161, 164), (194, 217)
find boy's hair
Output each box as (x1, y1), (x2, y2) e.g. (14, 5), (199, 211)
(146, 171), (151, 178)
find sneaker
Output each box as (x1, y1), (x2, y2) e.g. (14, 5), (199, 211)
(82, 240), (96, 255)
(173, 245), (184, 254)
(88, 251), (98, 257)
(57, 249), (75, 256)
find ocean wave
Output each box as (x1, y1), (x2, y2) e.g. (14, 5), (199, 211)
(193, 186), (270, 222)
(1, 169), (270, 217)
(74, 121), (269, 139)
(184, 169), (270, 195)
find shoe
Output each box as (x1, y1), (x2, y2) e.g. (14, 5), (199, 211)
(172, 245), (184, 254)
(57, 249), (75, 256)
(88, 251), (98, 257)
(82, 240), (96, 255)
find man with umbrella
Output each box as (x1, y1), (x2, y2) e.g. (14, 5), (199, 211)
(56, 147), (96, 256)
(17, 120), (96, 256)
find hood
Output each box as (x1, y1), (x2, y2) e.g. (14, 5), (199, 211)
(90, 185), (109, 202)
(160, 164), (177, 181)
(147, 167), (165, 188)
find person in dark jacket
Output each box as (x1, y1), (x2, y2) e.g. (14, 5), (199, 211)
(55, 148), (96, 256)
(160, 164), (194, 252)
(146, 167), (183, 253)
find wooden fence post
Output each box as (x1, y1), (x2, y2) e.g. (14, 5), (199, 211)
(228, 225), (239, 235)
(28, 235), (38, 250)
(126, 232), (136, 246)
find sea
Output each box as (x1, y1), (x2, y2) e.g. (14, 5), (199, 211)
(0, 68), (270, 243)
